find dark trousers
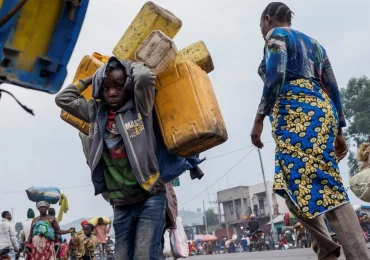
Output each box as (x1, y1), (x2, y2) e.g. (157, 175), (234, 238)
(114, 193), (167, 260)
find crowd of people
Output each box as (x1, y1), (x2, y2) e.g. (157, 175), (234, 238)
(0, 2), (369, 260)
(0, 206), (115, 260)
(187, 234), (273, 255)
(185, 215), (275, 256)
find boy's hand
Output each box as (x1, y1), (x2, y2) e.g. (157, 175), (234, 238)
(83, 75), (94, 86)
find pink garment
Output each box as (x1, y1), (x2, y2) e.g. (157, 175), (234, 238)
(27, 235), (55, 260)
(95, 224), (110, 244)
(60, 243), (69, 259)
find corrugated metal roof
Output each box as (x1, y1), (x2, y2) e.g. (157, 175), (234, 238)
(266, 214), (285, 225)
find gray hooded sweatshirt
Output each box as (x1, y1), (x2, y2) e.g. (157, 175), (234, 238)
(55, 57), (163, 197)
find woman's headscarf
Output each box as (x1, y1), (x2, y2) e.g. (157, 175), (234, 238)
(36, 201), (50, 209)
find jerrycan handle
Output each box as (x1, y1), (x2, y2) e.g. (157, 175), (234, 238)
(93, 52), (110, 63)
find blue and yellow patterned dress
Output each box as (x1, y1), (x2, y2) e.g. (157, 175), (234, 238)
(258, 27), (349, 219)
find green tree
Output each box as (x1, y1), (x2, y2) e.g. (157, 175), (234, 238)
(340, 76), (370, 176)
(204, 209), (219, 226)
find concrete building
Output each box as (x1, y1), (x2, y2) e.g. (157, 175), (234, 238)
(217, 182), (289, 234)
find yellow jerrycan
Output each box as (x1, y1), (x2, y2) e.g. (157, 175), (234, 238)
(60, 52), (109, 134)
(113, 1), (182, 61)
(135, 30), (178, 75)
(74, 52), (109, 100)
(174, 41), (214, 73)
(155, 61), (228, 157)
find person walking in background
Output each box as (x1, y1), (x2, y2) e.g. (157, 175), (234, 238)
(26, 201), (74, 260)
(48, 207), (63, 259)
(94, 218), (110, 260)
(250, 2), (370, 260)
(60, 239), (69, 260)
(248, 214), (260, 233)
(106, 235), (114, 247)
(80, 220), (89, 234)
(188, 242), (195, 256)
(229, 240), (236, 253)
(269, 230), (276, 249)
(21, 208), (35, 258)
(241, 235), (247, 252)
(0, 211), (20, 260)
(22, 209), (35, 244)
(69, 241), (77, 260)
(159, 182), (178, 260)
(215, 239), (220, 254)
(70, 220), (91, 260)
(224, 239), (230, 253)
(72, 223), (97, 260)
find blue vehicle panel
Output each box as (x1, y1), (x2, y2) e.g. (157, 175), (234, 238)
(0, 0), (89, 94)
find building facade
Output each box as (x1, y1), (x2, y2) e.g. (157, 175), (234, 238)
(217, 182), (289, 233)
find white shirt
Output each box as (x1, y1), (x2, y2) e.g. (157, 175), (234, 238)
(0, 218), (19, 250)
(23, 219), (33, 242)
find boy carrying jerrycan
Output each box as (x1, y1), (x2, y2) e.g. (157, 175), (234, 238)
(55, 58), (203, 259)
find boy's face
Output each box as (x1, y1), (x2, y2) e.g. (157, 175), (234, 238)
(83, 225), (92, 236)
(102, 69), (128, 111)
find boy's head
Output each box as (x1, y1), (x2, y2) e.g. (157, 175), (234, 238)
(101, 66), (130, 111)
(83, 223), (94, 236)
(98, 217), (104, 225)
(48, 208), (56, 217)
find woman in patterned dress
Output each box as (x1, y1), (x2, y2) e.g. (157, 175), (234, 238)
(250, 2), (370, 260)
(26, 201), (74, 260)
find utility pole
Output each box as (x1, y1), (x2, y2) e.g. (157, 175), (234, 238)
(207, 190), (213, 212)
(217, 200), (222, 224)
(257, 149), (276, 242)
(226, 221), (230, 239)
(203, 200), (208, 234)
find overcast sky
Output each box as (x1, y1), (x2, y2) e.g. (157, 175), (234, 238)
(1, 0), (369, 225)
